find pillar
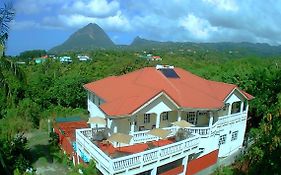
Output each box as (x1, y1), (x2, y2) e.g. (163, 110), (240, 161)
(177, 110), (182, 121)
(113, 126), (117, 133)
(240, 101), (244, 113)
(209, 112), (214, 127)
(228, 103), (232, 115)
(156, 113), (161, 128)
(151, 167), (157, 175)
(130, 117), (135, 134)
(182, 155), (189, 175)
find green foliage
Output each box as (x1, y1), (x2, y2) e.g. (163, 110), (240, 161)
(245, 112), (281, 174)
(1, 46), (281, 174)
(19, 49), (47, 62)
(0, 133), (31, 174)
(69, 160), (98, 175)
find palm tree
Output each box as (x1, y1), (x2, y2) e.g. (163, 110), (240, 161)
(0, 2), (14, 56)
(0, 2), (24, 104)
(0, 2), (18, 174)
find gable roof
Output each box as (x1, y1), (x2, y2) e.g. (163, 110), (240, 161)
(84, 67), (254, 116)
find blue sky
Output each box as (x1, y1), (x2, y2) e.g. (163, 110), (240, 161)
(4, 0), (281, 55)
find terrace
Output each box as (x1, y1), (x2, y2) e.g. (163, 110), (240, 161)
(76, 127), (200, 175)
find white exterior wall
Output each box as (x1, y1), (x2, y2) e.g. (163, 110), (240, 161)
(85, 88), (250, 173)
(87, 93), (106, 128)
(217, 90), (248, 157)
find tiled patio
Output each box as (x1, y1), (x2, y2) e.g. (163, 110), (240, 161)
(95, 137), (176, 158)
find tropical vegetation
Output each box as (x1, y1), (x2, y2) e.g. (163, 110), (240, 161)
(0, 2), (281, 175)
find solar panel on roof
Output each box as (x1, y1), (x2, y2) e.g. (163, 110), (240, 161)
(160, 69), (180, 78)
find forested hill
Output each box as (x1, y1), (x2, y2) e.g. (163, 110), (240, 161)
(49, 23), (281, 57)
(130, 36), (281, 57)
(49, 23), (115, 53)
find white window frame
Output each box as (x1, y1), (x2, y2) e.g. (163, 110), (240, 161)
(231, 131), (238, 141)
(144, 114), (151, 124)
(219, 134), (227, 145)
(187, 112), (196, 125)
(161, 112), (169, 121)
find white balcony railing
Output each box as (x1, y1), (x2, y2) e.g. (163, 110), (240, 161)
(217, 112), (247, 128)
(76, 128), (200, 175)
(131, 126), (178, 144)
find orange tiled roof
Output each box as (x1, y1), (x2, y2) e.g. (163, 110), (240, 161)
(84, 67), (253, 116)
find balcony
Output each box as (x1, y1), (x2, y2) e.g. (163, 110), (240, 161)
(217, 112), (247, 128)
(76, 128), (200, 175)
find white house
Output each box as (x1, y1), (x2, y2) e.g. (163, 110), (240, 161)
(78, 55), (91, 61)
(75, 65), (253, 175)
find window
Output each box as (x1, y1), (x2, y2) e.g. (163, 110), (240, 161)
(161, 112), (169, 121)
(187, 112), (196, 125)
(219, 134), (227, 145)
(243, 101), (247, 111)
(231, 131), (238, 141)
(144, 114), (150, 123)
(231, 101), (241, 114)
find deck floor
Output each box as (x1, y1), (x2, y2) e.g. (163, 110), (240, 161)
(95, 138), (175, 158)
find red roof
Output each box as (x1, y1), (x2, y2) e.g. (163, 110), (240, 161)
(84, 67), (253, 116)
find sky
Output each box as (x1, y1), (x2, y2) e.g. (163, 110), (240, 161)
(4, 0), (281, 55)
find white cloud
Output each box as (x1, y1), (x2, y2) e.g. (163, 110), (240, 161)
(43, 10), (131, 32)
(203, 0), (239, 12)
(179, 14), (217, 39)
(11, 0), (281, 46)
(14, 0), (67, 14)
(11, 20), (40, 30)
(62, 0), (120, 18)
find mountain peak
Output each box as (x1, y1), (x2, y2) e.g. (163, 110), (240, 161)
(49, 23), (115, 53)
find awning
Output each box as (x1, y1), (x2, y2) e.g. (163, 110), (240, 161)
(172, 120), (194, 128)
(107, 133), (133, 144)
(147, 128), (171, 139)
(87, 117), (106, 125)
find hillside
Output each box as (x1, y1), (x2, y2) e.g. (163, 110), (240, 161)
(49, 23), (115, 53)
(130, 36), (281, 57)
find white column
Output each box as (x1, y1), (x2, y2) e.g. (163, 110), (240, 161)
(182, 156), (189, 175)
(130, 117), (135, 134)
(73, 155), (75, 166)
(113, 126), (117, 133)
(177, 110), (182, 121)
(240, 101), (244, 113)
(76, 151), (80, 164)
(228, 103), (232, 115)
(156, 113), (161, 128)
(151, 167), (157, 175)
(209, 112), (214, 127)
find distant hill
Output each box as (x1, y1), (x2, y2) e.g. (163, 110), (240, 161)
(49, 23), (115, 53)
(49, 23), (281, 57)
(130, 36), (281, 57)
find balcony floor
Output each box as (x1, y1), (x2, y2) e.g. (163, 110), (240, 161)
(94, 138), (176, 158)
